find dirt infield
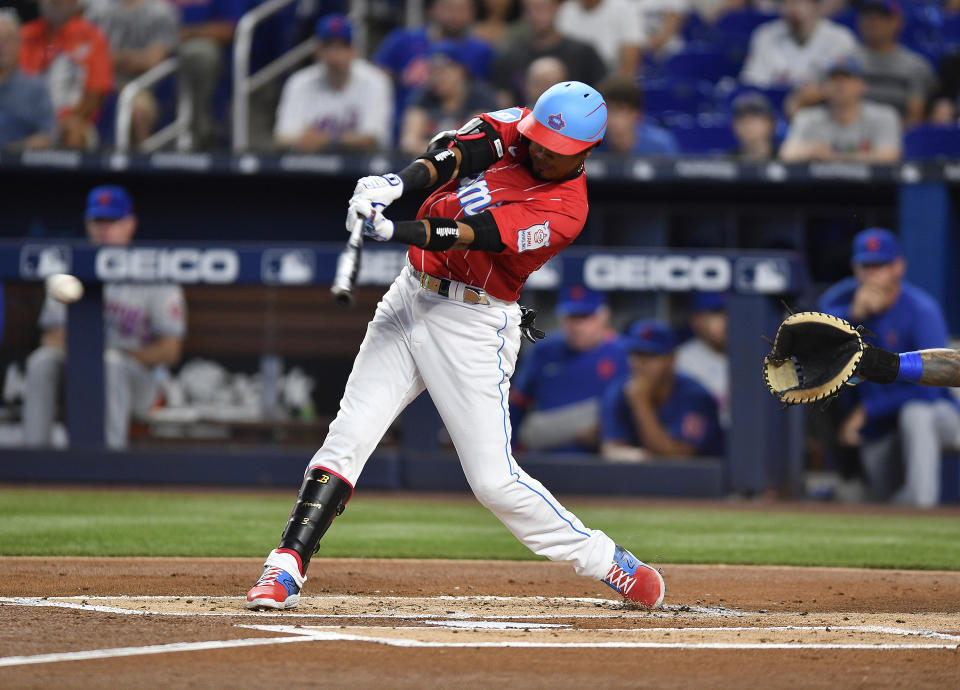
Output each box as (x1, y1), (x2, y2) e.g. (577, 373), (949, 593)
(1, 558), (958, 689)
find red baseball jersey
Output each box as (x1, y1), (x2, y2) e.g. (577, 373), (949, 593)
(408, 107), (590, 302)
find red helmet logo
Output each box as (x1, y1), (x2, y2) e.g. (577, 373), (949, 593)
(98, 191), (112, 206)
(546, 113), (565, 131)
(866, 235), (881, 251)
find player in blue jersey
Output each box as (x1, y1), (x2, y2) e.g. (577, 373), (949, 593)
(510, 285), (628, 453)
(601, 319), (724, 462)
(818, 227), (960, 507)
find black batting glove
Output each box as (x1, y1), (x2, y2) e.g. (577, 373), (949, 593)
(519, 306), (546, 344)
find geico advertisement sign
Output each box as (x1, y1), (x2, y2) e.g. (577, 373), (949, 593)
(96, 248), (240, 283)
(584, 255), (731, 291)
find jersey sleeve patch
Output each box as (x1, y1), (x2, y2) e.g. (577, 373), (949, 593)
(517, 221), (551, 253)
(486, 107), (523, 123)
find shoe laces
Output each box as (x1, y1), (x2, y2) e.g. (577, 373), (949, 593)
(256, 566), (284, 587)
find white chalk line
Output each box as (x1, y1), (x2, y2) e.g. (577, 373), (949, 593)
(1, 595), (957, 667)
(0, 636), (316, 669)
(235, 625), (958, 651)
(0, 596), (734, 619)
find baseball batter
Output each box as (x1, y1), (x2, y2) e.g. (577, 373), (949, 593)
(247, 82), (665, 610)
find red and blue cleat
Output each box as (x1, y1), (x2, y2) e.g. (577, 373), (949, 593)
(602, 545), (665, 608)
(246, 550), (305, 610)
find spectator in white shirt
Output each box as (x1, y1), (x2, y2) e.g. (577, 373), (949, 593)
(556, 0), (644, 77)
(274, 14), (393, 152)
(630, 0), (690, 61)
(740, 0), (858, 90)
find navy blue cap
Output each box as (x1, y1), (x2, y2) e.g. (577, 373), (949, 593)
(625, 319), (677, 355)
(852, 227), (901, 265)
(428, 40), (467, 67)
(691, 291), (727, 312)
(557, 285), (605, 316)
(857, 0), (901, 16)
(826, 54), (864, 78)
(315, 13), (352, 43)
(732, 91), (774, 118)
(85, 185), (133, 220)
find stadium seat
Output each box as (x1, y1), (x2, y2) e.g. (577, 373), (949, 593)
(714, 10), (777, 40)
(672, 123), (738, 155)
(660, 49), (740, 82)
(903, 125), (960, 159)
(642, 79), (717, 117)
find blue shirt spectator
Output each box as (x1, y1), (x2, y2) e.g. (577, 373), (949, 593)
(374, 0), (493, 132)
(817, 227), (960, 507)
(601, 319), (723, 461)
(510, 285), (628, 453)
(817, 228), (955, 441)
(598, 76), (679, 156)
(0, 8), (55, 150)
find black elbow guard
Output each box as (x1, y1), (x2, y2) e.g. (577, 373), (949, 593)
(453, 117), (505, 177)
(462, 212), (506, 252)
(416, 147), (459, 184)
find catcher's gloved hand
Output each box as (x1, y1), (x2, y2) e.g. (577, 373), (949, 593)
(352, 174), (404, 211)
(347, 198), (394, 241)
(519, 305), (546, 345)
(763, 311), (864, 405)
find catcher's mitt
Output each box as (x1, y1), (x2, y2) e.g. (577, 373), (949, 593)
(763, 311), (864, 405)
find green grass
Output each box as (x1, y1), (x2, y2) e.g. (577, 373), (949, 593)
(0, 488), (958, 570)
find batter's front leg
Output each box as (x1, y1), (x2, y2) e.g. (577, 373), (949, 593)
(247, 278), (426, 610)
(413, 302), (612, 575)
(414, 300), (664, 607)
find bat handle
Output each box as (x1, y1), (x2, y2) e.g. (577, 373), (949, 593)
(331, 215), (365, 308)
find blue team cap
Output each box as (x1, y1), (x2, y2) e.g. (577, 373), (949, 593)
(852, 227), (901, 265)
(826, 54), (864, 78)
(85, 185), (133, 220)
(315, 13), (353, 43)
(857, 0), (901, 16)
(427, 40), (467, 67)
(691, 291), (727, 312)
(556, 285), (605, 316)
(625, 319), (677, 355)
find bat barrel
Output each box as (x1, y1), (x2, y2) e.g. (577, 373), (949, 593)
(330, 216), (364, 308)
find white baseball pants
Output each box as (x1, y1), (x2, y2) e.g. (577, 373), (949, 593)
(310, 266), (616, 579)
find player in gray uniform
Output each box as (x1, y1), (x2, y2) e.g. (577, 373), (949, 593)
(22, 186), (186, 449)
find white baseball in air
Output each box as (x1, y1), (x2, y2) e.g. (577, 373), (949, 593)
(45, 273), (84, 304)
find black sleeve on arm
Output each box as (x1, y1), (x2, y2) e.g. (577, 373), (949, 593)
(461, 211), (506, 252)
(395, 161), (432, 191)
(453, 117), (505, 178)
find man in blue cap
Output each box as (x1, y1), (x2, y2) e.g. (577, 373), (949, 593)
(509, 285), (628, 453)
(601, 319), (723, 462)
(818, 228), (960, 507)
(22, 185), (186, 449)
(675, 292), (730, 428)
(275, 14), (393, 152)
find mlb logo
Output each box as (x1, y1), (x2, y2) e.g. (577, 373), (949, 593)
(19, 245), (72, 279)
(734, 257), (790, 294)
(262, 249), (315, 285)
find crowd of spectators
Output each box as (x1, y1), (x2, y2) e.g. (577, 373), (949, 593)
(3, 0), (960, 156)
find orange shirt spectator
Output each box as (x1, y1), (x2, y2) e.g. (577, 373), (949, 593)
(19, 0), (113, 149)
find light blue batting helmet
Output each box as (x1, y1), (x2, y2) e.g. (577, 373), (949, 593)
(518, 81), (607, 154)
